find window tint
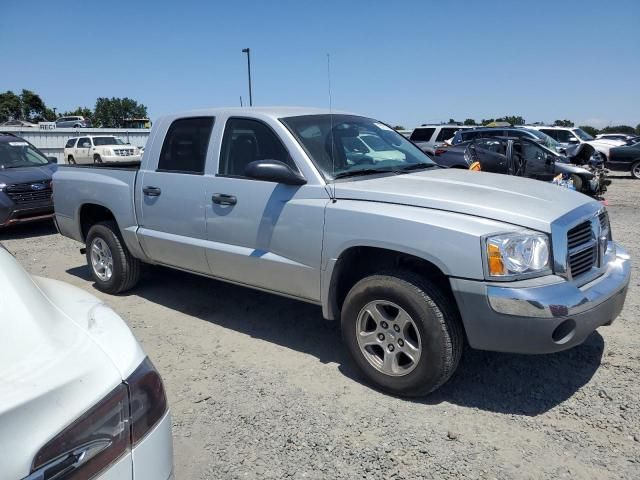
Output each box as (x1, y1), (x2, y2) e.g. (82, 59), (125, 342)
(551, 129), (575, 143)
(540, 129), (558, 141)
(409, 128), (435, 142)
(219, 118), (294, 176)
(460, 130), (481, 142)
(78, 137), (91, 147)
(158, 117), (214, 174)
(65, 138), (77, 148)
(435, 128), (459, 142)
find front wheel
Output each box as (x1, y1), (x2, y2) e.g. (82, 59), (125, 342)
(341, 270), (463, 397)
(631, 161), (640, 179)
(67, 155), (76, 165)
(94, 154), (103, 164)
(86, 221), (140, 293)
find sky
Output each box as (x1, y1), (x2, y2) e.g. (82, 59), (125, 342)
(2, 0), (638, 129)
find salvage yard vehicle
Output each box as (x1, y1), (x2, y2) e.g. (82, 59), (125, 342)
(528, 125), (625, 161)
(0, 133), (56, 227)
(64, 135), (142, 164)
(409, 124), (471, 156)
(607, 141), (640, 179)
(451, 126), (562, 152)
(435, 136), (610, 198)
(53, 107), (631, 397)
(55, 115), (92, 128)
(0, 243), (174, 480)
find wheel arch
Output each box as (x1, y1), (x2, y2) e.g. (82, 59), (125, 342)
(78, 203), (119, 242)
(323, 245), (455, 322)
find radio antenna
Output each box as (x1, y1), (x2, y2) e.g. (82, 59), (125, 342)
(327, 53), (336, 201)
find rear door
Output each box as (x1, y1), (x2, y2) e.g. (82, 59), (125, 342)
(136, 116), (215, 274)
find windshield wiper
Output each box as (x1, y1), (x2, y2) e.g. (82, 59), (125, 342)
(395, 163), (439, 173)
(333, 168), (396, 180)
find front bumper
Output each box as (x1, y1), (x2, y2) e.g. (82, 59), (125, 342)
(101, 154), (141, 162)
(0, 193), (54, 227)
(450, 244), (631, 354)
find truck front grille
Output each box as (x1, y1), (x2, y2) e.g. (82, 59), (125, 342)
(114, 148), (135, 156)
(567, 220), (596, 278)
(6, 182), (53, 204)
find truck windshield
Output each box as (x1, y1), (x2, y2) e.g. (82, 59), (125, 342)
(0, 141), (49, 169)
(574, 128), (594, 141)
(281, 114), (435, 180)
(93, 137), (126, 146)
(526, 129), (561, 150)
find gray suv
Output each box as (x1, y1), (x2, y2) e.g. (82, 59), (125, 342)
(55, 116), (92, 128)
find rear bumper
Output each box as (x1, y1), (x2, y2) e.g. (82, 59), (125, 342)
(450, 244), (630, 354)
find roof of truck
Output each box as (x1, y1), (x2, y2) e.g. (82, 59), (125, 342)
(164, 106), (355, 120)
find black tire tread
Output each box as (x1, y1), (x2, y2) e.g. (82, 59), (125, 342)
(86, 221), (140, 293)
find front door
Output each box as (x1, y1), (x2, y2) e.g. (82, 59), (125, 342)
(136, 116), (215, 274)
(204, 117), (326, 301)
(76, 137), (91, 163)
(518, 140), (556, 181)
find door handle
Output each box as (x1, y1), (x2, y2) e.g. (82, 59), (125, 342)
(143, 186), (162, 197)
(212, 193), (237, 205)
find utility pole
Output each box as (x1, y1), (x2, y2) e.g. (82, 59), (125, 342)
(242, 48), (253, 106)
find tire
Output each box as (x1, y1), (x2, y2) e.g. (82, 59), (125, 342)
(67, 155), (76, 165)
(631, 161), (640, 180)
(94, 154), (103, 164)
(341, 270), (463, 397)
(570, 174), (584, 192)
(85, 221), (141, 294)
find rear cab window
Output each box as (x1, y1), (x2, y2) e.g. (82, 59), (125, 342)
(157, 117), (215, 174)
(409, 128), (435, 142)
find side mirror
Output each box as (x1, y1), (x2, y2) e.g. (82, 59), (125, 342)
(567, 137), (579, 144)
(47, 156), (58, 164)
(244, 160), (306, 185)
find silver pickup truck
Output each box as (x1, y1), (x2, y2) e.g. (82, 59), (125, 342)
(54, 107), (631, 396)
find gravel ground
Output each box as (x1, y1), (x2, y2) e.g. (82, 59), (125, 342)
(2, 175), (638, 479)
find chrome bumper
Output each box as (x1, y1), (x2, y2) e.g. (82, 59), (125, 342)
(450, 244), (631, 354)
(488, 245), (631, 318)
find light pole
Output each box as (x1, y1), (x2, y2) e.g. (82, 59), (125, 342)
(241, 48), (253, 106)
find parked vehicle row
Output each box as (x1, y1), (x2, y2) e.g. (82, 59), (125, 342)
(435, 136), (609, 197)
(53, 106), (630, 397)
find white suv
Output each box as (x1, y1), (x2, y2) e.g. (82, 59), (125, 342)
(409, 125), (472, 155)
(528, 126), (625, 161)
(64, 135), (142, 164)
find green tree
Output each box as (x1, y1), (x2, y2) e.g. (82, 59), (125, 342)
(93, 97), (148, 128)
(636, 123), (640, 135)
(578, 125), (599, 137)
(497, 115), (525, 126)
(600, 125), (636, 135)
(0, 90), (23, 122)
(553, 119), (574, 127)
(447, 118), (458, 124)
(20, 89), (52, 122)
(463, 118), (477, 126)
(481, 118), (495, 125)
(392, 125), (406, 131)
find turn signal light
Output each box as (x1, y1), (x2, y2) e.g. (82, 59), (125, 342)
(487, 243), (505, 276)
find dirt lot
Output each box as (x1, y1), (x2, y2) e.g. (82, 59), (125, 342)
(2, 175), (638, 479)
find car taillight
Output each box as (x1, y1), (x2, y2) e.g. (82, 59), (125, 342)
(29, 358), (167, 479)
(434, 148), (447, 156)
(127, 357), (168, 444)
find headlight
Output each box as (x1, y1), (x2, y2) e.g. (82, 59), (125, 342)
(484, 231), (550, 279)
(0, 183), (6, 191)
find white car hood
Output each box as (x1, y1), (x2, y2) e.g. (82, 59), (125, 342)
(333, 168), (596, 232)
(0, 248), (144, 479)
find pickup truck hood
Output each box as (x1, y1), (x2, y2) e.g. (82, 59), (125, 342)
(0, 248), (144, 479)
(333, 168), (595, 232)
(0, 165), (54, 185)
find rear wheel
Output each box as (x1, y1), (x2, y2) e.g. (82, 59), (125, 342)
(94, 154), (103, 164)
(85, 221), (140, 293)
(570, 174), (584, 192)
(67, 155), (76, 165)
(341, 270), (463, 397)
(631, 161), (640, 179)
